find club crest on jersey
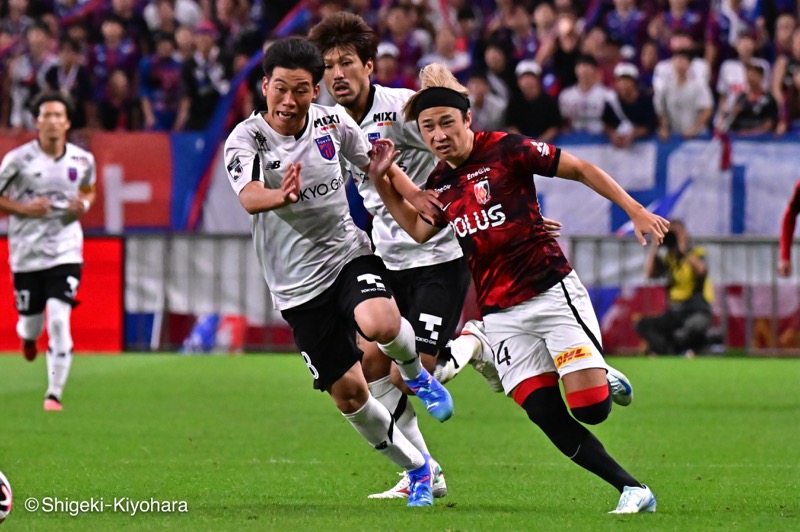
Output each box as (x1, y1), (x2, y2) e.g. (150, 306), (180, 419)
(368, 132), (381, 144)
(68, 167), (78, 182)
(474, 180), (491, 204)
(227, 156), (243, 181)
(315, 135), (336, 160)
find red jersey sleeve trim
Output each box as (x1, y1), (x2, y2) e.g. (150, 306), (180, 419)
(546, 147), (561, 177)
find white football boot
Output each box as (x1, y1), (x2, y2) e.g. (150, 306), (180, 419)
(609, 485), (657, 514)
(461, 320), (503, 393)
(606, 365), (633, 406)
(368, 461), (448, 499)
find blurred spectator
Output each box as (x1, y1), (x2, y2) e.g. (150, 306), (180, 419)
(418, 25), (471, 80)
(506, 59), (561, 141)
(638, 39), (658, 95)
(601, 0), (647, 49)
(541, 14), (580, 93)
(0, 0), (33, 40)
(98, 68), (142, 130)
(175, 20), (230, 130)
(716, 33), (770, 119)
(653, 31), (710, 94)
(636, 220), (714, 356)
(174, 24), (195, 60)
(765, 12), (795, 62)
(777, 67), (800, 134)
(558, 54), (612, 134)
(64, 22), (89, 55)
(466, 70), (506, 132)
(2, 22), (56, 130)
(89, 17), (140, 101)
(648, 0), (704, 54)
(44, 36), (94, 130)
(704, 0), (766, 70)
(139, 31), (182, 130)
(373, 41), (416, 89)
(145, 0), (202, 33)
(488, 2), (539, 62)
(381, 3), (430, 81)
(772, 27), (800, 125)
(602, 62), (657, 147)
(532, 2), (557, 64)
(107, 0), (152, 56)
(726, 62), (778, 134)
(481, 41), (514, 101)
(654, 50), (713, 139)
(213, 0), (255, 51)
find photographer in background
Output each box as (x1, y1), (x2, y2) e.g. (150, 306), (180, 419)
(636, 220), (714, 357)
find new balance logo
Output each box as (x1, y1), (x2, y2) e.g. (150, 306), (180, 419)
(265, 160), (281, 170)
(357, 273), (385, 292)
(375, 441), (388, 450)
(419, 313), (443, 342)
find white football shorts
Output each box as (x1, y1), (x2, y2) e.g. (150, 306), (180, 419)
(483, 270), (607, 396)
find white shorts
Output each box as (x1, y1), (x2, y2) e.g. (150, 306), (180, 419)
(483, 270), (607, 396)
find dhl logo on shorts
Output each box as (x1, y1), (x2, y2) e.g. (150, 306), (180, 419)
(555, 346), (592, 369)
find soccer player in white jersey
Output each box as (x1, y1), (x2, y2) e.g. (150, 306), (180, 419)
(223, 37), (454, 507)
(0, 92), (96, 412)
(309, 12), (559, 500)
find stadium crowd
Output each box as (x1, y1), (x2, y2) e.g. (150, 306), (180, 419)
(0, 0), (798, 137)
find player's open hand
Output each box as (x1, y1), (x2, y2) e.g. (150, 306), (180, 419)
(368, 139), (400, 181)
(542, 216), (562, 237)
(632, 209), (670, 246)
(282, 162), (301, 203)
(22, 197), (51, 218)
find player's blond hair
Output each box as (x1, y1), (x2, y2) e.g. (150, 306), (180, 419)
(403, 63), (470, 122)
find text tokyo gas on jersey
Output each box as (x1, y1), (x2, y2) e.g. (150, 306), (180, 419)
(297, 175), (345, 201)
(449, 204), (506, 237)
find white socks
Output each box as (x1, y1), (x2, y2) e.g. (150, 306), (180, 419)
(377, 318), (423, 381)
(343, 395), (425, 471)
(369, 376), (429, 455)
(16, 313), (44, 341)
(433, 334), (481, 384)
(45, 299), (74, 401)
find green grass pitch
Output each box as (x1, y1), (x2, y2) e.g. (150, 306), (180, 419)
(1, 354), (798, 531)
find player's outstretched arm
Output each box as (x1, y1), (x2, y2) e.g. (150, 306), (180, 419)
(237, 162), (300, 214)
(366, 139), (442, 243)
(555, 150), (670, 246)
(385, 164), (444, 222)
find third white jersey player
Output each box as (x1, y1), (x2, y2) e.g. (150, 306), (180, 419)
(0, 140), (96, 272)
(339, 85), (461, 270)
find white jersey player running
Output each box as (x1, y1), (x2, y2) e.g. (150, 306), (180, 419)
(309, 12), (504, 501)
(223, 37), (454, 508)
(0, 92), (96, 411)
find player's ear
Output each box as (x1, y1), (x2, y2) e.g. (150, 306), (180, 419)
(365, 58), (374, 77)
(464, 109), (472, 130)
(261, 76), (269, 97)
(312, 83), (321, 100)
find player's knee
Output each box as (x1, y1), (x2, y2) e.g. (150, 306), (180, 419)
(16, 313), (44, 341)
(566, 385), (612, 425)
(46, 299), (73, 352)
(355, 301), (401, 343)
(515, 376), (562, 426)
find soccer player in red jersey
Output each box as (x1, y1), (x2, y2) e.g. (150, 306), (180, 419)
(368, 63), (670, 514)
(778, 180), (800, 276)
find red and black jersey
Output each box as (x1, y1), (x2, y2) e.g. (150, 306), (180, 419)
(425, 130), (573, 315)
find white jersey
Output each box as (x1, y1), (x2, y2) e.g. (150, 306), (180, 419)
(225, 104), (373, 310)
(339, 85), (462, 270)
(558, 83), (613, 134)
(0, 140), (95, 272)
